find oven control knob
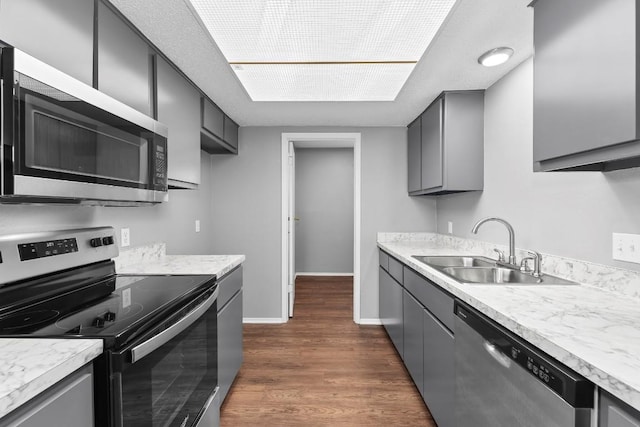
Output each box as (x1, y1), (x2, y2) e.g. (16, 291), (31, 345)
(90, 238), (103, 248)
(102, 236), (115, 246)
(104, 311), (116, 322)
(92, 317), (105, 328)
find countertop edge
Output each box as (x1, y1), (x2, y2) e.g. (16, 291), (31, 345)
(0, 339), (103, 419)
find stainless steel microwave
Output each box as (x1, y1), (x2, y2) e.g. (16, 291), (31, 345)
(0, 47), (168, 205)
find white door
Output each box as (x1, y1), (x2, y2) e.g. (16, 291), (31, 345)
(287, 142), (296, 317)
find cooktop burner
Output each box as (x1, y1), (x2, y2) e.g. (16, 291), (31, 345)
(0, 309), (60, 332)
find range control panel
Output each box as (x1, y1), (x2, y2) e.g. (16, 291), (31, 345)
(19, 238), (79, 261)
(0, 227), (119, 286)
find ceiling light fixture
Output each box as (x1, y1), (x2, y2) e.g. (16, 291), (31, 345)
(477, 47), (514, 67)
(186, 0), (458, 102)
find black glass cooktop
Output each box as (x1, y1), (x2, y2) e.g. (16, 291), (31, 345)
(0, 263), (216, 349)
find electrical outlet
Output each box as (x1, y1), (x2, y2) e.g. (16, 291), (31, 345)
(195, 220), (201, 233)
(121, 228), (130, 247)
(448, 221), (453, 234)
(612, 233), (640, 263)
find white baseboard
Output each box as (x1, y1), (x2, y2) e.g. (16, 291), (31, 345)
(243, 317), (287, 324)
(295, 272), (354, 277)
(358, 318), (382, 325)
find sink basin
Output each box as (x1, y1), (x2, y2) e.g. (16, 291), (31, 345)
(439, 266), (578, 286)
(412, 255), (496, 268)
(411, 255), (578, 285)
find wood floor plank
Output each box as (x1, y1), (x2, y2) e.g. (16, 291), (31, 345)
(220, 277), (436, 427)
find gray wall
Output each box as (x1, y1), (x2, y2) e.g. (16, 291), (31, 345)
(437, 57), (640, 271)
(0, 153), (216, 255)
(295, 148), (354, 274)
(210, 126), (437, 320)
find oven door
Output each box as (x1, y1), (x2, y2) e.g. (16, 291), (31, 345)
(108, 285), (218, 427)
(1, 47), (168, 205)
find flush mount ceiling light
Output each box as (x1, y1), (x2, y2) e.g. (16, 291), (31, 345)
(186, 0), (458, 102)
(477, 47), (514, 67)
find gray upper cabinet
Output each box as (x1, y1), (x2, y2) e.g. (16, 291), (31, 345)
(407, 117), (422, 193)
(201, 98), (239, 155)
(0, 0), (94, 85)
(533, 0), (640, 172)
(157, 57), (201, 188)
(224, 115), (239, 152)
(97, 1), (152, 115)
(202, 99), (225, 140)
(408, 91), (484, 196)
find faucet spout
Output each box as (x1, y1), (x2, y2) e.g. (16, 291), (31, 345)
(471, 217), (517, 265)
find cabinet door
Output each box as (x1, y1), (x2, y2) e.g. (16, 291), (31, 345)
(1, 365), (94, 427)
(423, 308), (454, 427)
(421, 98), (443, 191)
(600, 390), (640, 427)
(407, 117), (422, 193)
(0, 0), (94, 85)
(379, 267), (403, 358)
(202, 99), (224, 139)
(157, 57), (201, 187)
(218, 290), (243, 403)
(533, 0), (637, 165)
(97, 1), (152, 115)
(223, 116), (239, 152)
(403, 290), (424, 397)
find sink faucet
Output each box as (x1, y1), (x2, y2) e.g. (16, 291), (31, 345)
(471, 217), (517, 266)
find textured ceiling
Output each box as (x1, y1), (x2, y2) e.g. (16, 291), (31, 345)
(107, 0), (533, 127)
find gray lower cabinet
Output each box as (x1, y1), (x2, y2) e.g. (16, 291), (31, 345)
(157, 56), (202, 188)
(600, 390), (640, 427)
(97, 0), (152, 115)
(0, 0), (94, 85)
(379, 266), (403, 358)
(379, 250), (456, 426)
(217, 267), (243, 404)
(423, 307), (455, 427)
(407, 90), (484, 196)
(403, 290), (424, 397)
(0, 364), (94, 427)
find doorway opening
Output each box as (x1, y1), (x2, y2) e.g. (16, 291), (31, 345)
(281, 133), (362, 323)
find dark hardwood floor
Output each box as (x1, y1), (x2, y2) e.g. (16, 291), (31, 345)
(220, 275), (436, 426)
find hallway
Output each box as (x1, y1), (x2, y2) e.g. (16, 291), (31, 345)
(220, 276), (435, 426)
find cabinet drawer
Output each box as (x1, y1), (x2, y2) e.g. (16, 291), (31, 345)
(404, 267), (454, 331)
(218, 266), (243, 310)
(379, 250), (389, 272)
(388, 256), (403, 284)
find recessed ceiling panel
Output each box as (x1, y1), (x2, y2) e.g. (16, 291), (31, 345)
(187, 0), (457, 101)
(232, 63), (416, 101)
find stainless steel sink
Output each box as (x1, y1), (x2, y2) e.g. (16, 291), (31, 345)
(412, 255), (496, 268)
(412, 255), (578, 285)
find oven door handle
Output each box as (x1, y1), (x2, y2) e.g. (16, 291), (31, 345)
(130, 287), (218, 364)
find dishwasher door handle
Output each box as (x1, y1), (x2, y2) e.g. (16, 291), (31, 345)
(483, 341), (511, 368)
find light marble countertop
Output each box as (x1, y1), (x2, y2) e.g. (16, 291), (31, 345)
(0, 339), (103, 419)
(378, 233), (640, 411)
(115, 243), (245, 278)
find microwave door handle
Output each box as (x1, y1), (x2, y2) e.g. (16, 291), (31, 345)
(130, 287), (218, 364)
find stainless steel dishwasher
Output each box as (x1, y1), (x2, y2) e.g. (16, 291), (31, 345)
(454, 302), (594, 427)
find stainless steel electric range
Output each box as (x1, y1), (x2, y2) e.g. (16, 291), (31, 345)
(0, 227), (219, 427)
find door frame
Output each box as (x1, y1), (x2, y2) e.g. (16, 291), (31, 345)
(280, 132), (362, 323)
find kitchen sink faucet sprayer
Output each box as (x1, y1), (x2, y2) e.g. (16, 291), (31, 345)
(471, 217), (517, 266)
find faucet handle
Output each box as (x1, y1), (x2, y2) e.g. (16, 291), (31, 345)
(524, 250), (542, 277)
(520, 257), (534, 272)
(493, 248), (505, 262)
